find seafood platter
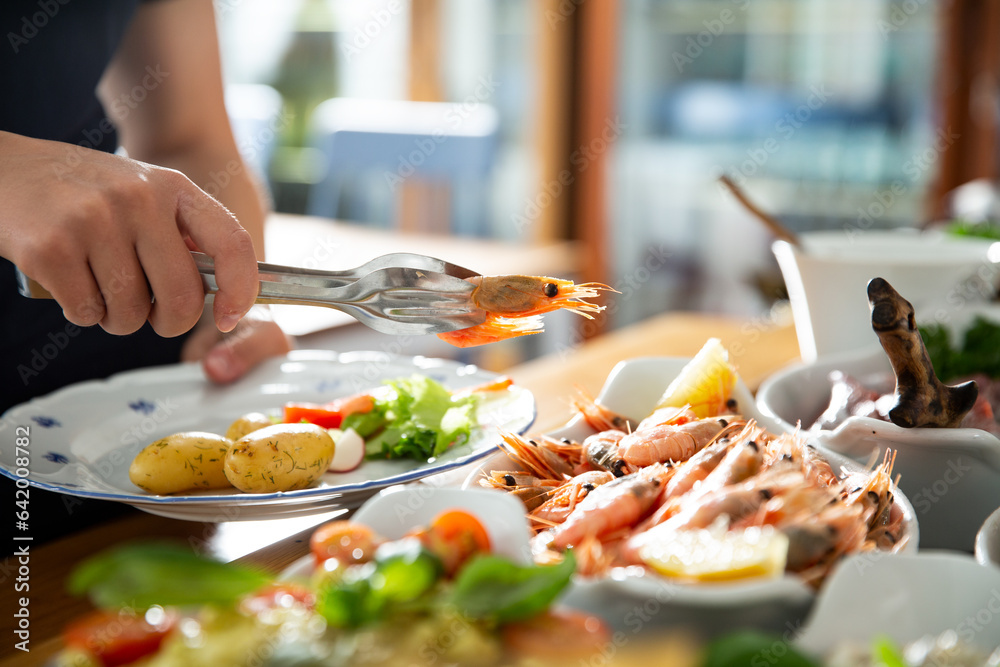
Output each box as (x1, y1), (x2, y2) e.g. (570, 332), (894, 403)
(15, 271), (1000, 666)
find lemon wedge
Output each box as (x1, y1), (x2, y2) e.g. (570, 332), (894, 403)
(655, 337), (738, 418)
(638, 525), (789, 582)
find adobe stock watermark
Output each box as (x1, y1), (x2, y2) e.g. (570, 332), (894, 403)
(844, 125), (959, 239)
(511, 115), (627, 236)
(717, 84), (832, 188)
(201, 109), (290, 202)
(672, 0), (752, 73)
(16, 265), (137, 387)
(340, 0), (404, 62)
(877, 0), (931, 39)
(544, 0), (584, 29)
(52, 64), (171, 179)
(382, 75), (500, 192)
(7, 0), (71, 54)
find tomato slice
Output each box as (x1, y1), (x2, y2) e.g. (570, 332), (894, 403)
(310, 520), (382, 567)
(283, 404), (345, 429)
(502, 609), (610, 662)
(284, 392), (376, 429)
(63, 608), (176, 667)
(411, 509), (491, 576)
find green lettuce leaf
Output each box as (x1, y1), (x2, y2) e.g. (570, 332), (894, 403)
(364, 375), (479, 461)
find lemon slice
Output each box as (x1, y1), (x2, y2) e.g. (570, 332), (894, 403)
(639, 525), (789, 582)
(655, 338), (738, 418)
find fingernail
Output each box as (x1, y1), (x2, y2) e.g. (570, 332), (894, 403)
(218, 313), (241, 333)
(204, 349), (233, 381)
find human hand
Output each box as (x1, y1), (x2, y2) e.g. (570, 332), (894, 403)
(180, 308), (293, 384)
(0, 131), (258, 336)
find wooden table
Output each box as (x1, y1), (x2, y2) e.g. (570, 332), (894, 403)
(1, 313), (799, 666)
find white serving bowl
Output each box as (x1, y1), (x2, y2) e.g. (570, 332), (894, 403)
(796, 551), (1000, 656)
(757, 347), (1000, 551)
(772, 229), (999, 363)
(464, 357), (918, 639)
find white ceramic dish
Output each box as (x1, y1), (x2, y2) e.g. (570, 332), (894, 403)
(773, 229), (999, 362)
(281, 485), (534, 580)
(975, 506), (1000, 567)
(0, 350), (535, 522)
(796, 551), (1000, 655)
(463, 357), (918, 638)
(757, 346), (1000, 551)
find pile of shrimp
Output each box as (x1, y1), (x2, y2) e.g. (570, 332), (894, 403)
(479, 398), (908, 587)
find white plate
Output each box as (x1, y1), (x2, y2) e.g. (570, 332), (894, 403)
(0, 350), (535, 521)
(463, 357), (918, 637)
(756, 346), (1000, 551)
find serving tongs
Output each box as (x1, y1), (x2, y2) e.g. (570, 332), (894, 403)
(15, 252), (488, 336)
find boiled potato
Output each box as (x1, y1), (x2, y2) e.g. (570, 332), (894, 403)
(225, 412), (273, 442)
(129, 432), (233, 495)
(224, 423), (335, 493)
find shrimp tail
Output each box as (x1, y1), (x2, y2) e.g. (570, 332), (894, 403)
(437, 314), (545, 348)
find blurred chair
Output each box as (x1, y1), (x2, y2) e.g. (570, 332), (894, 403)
(305, 98), (499, 235)
(225, 83), (284, 184)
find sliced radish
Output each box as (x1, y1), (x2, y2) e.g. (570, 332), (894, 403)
(328, 428), (366, 472)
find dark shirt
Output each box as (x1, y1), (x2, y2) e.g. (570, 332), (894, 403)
(1, 0), (190, 545)
(1, 0), (188, 415)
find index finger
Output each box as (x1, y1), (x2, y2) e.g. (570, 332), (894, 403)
(174, 187), (258, 333)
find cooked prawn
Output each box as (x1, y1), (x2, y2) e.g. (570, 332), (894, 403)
(550, 464), (669, 550)
(496, 431), (579, 481)
(618, 416), (733, 467)
(571, 391), (635, 432)
(529, 470), (615, 528)
(582, 429), (630, 476)
(437, 275), (616, 348)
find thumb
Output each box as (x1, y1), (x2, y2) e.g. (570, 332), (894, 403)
(202, 316), (293, 384)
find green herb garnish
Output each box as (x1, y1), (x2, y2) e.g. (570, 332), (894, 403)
(449, 551), (576, 623)
(702, 631), (819, 667)
(920, 316), (1000, 381)
(68, 542), (272, 610)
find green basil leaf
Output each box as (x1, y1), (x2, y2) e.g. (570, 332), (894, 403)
(450, 551), (575, 623)
(702, 631), (819, 667)
(68, 542), (272, 610)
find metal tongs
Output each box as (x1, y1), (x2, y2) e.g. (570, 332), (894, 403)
(15, 252), (488, 336)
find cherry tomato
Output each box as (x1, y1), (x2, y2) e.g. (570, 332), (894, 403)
(310, 520), (382, 567)
(63, 608), (176, 667)
(502, 609), (611, 662)
(241, 583), (315, 615)
(412, 509), (491, 576)
(284, 392), (376, 429)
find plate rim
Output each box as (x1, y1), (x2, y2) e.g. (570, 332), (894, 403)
(0, 350), (536, 507)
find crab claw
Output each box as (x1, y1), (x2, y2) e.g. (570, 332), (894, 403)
(867, 277), (978, 428)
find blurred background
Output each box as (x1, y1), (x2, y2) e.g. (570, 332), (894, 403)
(215, 0), (1000, 367)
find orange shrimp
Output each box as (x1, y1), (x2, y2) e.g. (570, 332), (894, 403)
(550, 464), (668, 550)
(496, 431), (580, 481)
(582, 429), (629, 476)
(571, 391), (634, 432)
(618, 416), (733, 467)
(437, 275), (616, 348)
(529, 470), (615, 528)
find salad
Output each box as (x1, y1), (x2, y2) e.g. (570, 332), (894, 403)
(56, 509), (611, 667)
(127, 374), (514, 495)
